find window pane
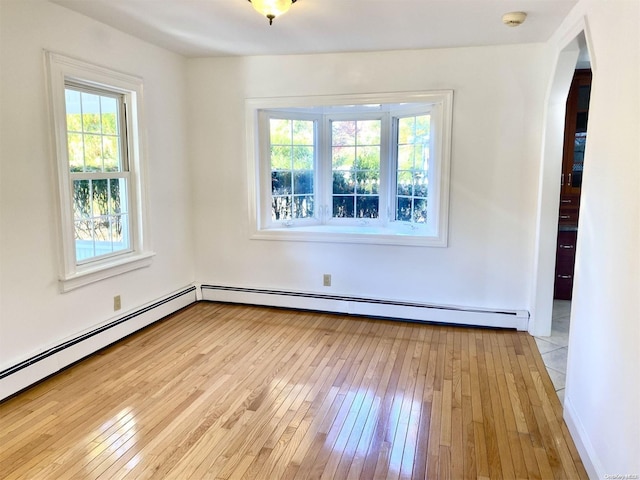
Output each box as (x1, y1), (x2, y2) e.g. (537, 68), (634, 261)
(415, 115), (430, 141)
(103, 136), (120, 171)
(65, 90), (82, 131)
(413, 198), (428, 223)
(356, 146), (380, 170)
(92, 179), (109, 217)
(293, 195), (314, 219)
(415, 144), (429, 171)
(333, 196), (354, 218)
(66, 113), (82, 134)
(414, 174), (428, 198)
(67, 133), (84, 172)
(332, 120), (355, 146)
(101, 96), (118, 135)
(111, 214), (128, 252)
(357, 120), (381, 145)
(110, 178), (127, 216)
(81, 92), (101, 133)
(75, 220), (95, 261)
(397, 197), (412, 221)
(292, 146), (313, 170)
(332, 146), (355, 169)
(293, 170), (313, 195)
(272, 171), (292, 195)
(270, 118), (291, 145)
(398, 145), (414, 170)
(398, 117), (415, 144)
(397, 171), (413, 196)
(292, 120), (313, 145)
(83, 134), (102, 172)
(356, 171), (379, 194)
(356, 196), (379, 218)
(272, 196), (292, 220)
(94, 216), (110, 243)
(271, 146), (292, 170)
(333, 171), (354, 194)
(73, 180), (91, 219)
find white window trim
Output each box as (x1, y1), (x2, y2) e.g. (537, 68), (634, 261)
(246, 91), (453, 247)
(46, 52), (154, 292)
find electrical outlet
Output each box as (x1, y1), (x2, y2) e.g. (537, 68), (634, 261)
(114, 295), (121, 311)
(323, 274), (331, 287)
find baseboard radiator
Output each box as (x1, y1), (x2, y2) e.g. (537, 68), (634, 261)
(1, 285), (529, 401)
(0, 286), (197, 402)
(200, 285), (529, 331)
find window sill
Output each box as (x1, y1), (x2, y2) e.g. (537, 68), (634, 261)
(59, 251), (156, 292)
(251, 225), (447, 247)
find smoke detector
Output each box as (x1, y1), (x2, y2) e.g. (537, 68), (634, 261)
(502, 11), (527, 27)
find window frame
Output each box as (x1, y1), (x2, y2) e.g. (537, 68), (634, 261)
(46, 52), (154, 292)
(65, 82), (133, 264)
(390, 106), (438, 229)
(259, 110), (321, 228)
(247, 91), (453, 247)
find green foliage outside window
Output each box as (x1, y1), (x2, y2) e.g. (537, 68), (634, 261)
(270, 118), (315, 220)
(396, 114), (430, 223)
(331, 120), (380, 219)
(65, 88), (128, 251)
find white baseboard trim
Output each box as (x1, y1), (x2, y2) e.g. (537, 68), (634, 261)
(564, 395), (601, 479)
(200, 285), (529, 330)
(0, 286), (197, 402)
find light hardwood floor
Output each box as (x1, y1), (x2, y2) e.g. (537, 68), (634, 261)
(0, 302), (587, 479)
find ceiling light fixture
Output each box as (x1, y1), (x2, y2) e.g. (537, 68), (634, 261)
(502, 11), (527, 27)
(248, 0), (297, 25)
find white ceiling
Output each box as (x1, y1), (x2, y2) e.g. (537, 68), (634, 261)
(50, 0), (577, 58)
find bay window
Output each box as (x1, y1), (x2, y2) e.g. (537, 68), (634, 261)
(247, 91), (453, 246)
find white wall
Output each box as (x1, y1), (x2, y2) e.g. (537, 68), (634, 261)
(0, 1), (194, 372)
(187, 45), (550, 315)
(552, 1), (640, 477)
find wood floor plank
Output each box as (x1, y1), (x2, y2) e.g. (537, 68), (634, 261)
(473, 420), (491, 479)
(461, 394), (477, 480)
(0, 303), (588, 479)
(519, 431), (542, 480)
(476, 333), (503, 480)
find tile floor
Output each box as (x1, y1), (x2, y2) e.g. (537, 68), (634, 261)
(534, 299), (571, 403)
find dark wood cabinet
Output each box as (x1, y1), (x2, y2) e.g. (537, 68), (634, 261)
(554, 69), (591, 300)
(560, 69), (591, 199)
(554, 230), (577, 300)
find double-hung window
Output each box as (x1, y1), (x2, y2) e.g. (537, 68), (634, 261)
(248, 91), (453, 246)
(65, 85), (130, 262)
(47, 53), (153, 291)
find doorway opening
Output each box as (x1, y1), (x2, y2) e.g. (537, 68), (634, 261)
(534, 32), (591, 402)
